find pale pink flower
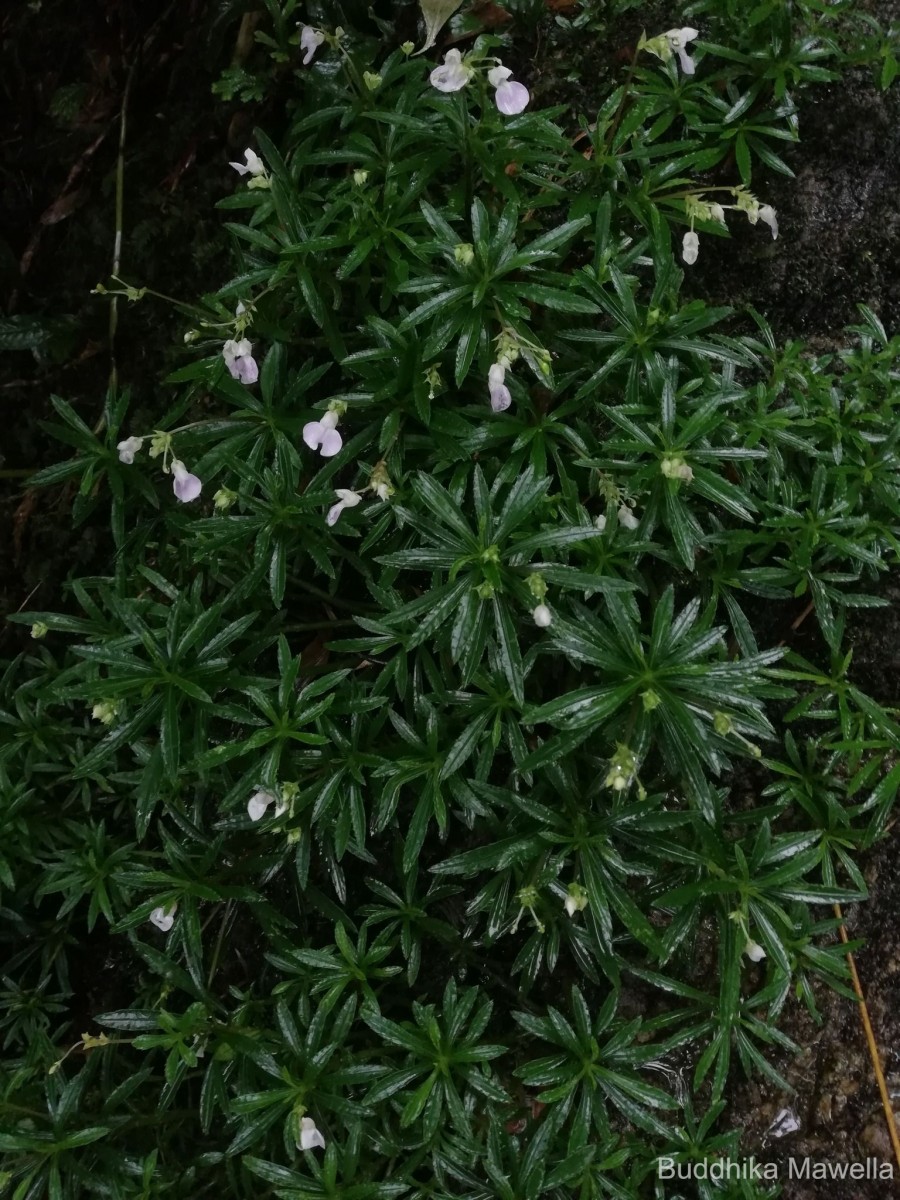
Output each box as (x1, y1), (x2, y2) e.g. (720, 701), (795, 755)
(326, 489), (362, 527)
(303, 410), (342, 457)
(300, 26), (325, 65)
(665, 28), (699, 75)
(488, 361), (512, 412)
(223, 338), (259, 385)
(429, 49), (471, 93)
(248, 789), (287, 821)
(488, 66), (530, 115)
(117, 436), (143, 464)
(298, 1116), (326, 1151)
(171, 460), (202, 503)
(149, 903), (177, 932)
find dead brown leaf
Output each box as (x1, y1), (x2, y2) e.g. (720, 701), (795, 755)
(467, 1), (512, 29)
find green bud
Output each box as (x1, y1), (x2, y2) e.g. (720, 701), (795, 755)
(363, 71), (382, 91)
(454, 242), (475, 266)
(661, 455), (693, 483)
(641, 688), (661, 712)
(713, 711), (733, 736)
(352, 169), (369, 186)
(148, 432), (172, 460)
(213, 487), (237, 512)
(400, 40), (415, 55)
(31, 621), (49, 640)
(564, 883), (588, 916)
(91, 699), (120, 726)
(475, 581), (495, 600)
(526, 573), (547, 601)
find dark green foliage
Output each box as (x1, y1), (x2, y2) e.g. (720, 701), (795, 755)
(2, 3), (899, 1198)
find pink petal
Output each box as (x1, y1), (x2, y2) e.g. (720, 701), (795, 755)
(174, 473), (202, 503)
(302, 421), (324, 449)
(319, 429), (343, 457)
(490, 384), (512, 412)
(495, 81), (529, 116)
(235, 355), (259, 385)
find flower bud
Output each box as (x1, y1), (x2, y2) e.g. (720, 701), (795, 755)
(744, 939), (766, 963)
(31, 621), (49, 640)
(713, 711), (733, 736)
(661, 455), (693, 482)
(454, 242), (475, 266)
(213, 487), (237, 511)
(91, 700), (120, 726)
(564, 883), (588, 917)
(352, 169), (369, 186)
(363, 71), (382, 91)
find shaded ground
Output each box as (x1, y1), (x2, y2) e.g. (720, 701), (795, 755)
(688, 66), (900, 343)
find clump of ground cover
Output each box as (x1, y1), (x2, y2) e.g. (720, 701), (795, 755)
(2, 1), (900, 1197)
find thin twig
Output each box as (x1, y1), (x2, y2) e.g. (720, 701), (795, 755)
(833, 901), (900, 1171)
(105, 56), (139, 414)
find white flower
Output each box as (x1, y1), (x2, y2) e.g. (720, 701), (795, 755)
(298, 1116), (326, 1151)
(617, 504), (639, 531)
(665, 27), (699, 75)
(744, 939), (766, 963)
(488, 361), (512, 412)
(682, 230), (700, 265)
(229, 148), (266, 177)
(709, 202), (726, 224)
(149, 903), (177, 932)
(758, 204), (779, 239)
(247, 789), (285, 821)
(487, 65), (530, 115)
(299, 25), (325, 66)
(594, 513), (607, 531)
(326, 488), (363, 527)
(429, 49), (472, 93)
(303, 410), (342, 457)
(373, 480), (392, 501)
(117, 436), (143, 464)
(171, 460), (202, 503)
(564, 883), (588, 917)
(91, 699), (119, 725)
(532, 604), (552, 628)
(222, 338), (259, 385)
(661, 456), (693, 483)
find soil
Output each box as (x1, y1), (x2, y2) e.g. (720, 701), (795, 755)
(2, 4), (900, 1197)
